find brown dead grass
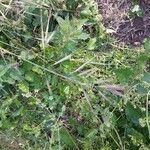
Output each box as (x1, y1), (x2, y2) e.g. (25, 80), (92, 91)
(96, 0), (131, 31)
(96, 0), (150, 45)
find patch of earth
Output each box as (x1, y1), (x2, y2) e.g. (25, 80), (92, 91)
(96, 0), (150, 45)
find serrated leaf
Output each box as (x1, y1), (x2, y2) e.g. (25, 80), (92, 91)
(56, 16), (71, 34)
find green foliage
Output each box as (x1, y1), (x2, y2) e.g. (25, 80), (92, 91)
(0, 0), (150, 149)
(130, 4), (144, 17)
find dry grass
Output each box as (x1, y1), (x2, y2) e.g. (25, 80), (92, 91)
(96, 0), (150, 45)
(96, 0), (131, 31)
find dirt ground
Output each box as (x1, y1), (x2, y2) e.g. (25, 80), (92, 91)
(96, 0), (150, 45)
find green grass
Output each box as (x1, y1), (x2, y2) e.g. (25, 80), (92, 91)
(0, 0), (150, 149)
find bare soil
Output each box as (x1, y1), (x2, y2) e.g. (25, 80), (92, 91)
(96, 0), (150, 45)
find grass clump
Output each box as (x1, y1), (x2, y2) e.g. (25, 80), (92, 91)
(0, 0), (150, 149)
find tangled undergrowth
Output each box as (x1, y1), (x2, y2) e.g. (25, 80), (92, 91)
(0, 0), (150, 149)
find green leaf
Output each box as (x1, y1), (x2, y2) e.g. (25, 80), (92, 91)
(132, 5), (140, 13)
(130, 129), (145, 146)
(20, 51), (28, 60)
(100, 147), (111, 150)
(32, 66), (44, 75)
(86, 129), (97, 139)
(18, 81), (29, 93)
(87, 38), (96, 50)
(25, 72), (35, 82)
(144, 38), (150, 53)
(137, 54), (148, 65)
(20, 51), (35, 60)
(142, 72), (150, 83)
(61, 41), (77, 52)
(0, 120), (13, 129)
(115, 68), (134, 82)
(60, 127), (77, 148)
(136, 84), (149, 94)
(77, 32), (89, 40)
(5, 77), (15, 84)
(81, 7), (91, 16)
(56, 16), (67, 30)
(64, 86), (70, 95)
(0, 65), (10, 78)
(125, 102), (143, 125)
(12, 107), (24, 117)
(10, 69), (22, 81)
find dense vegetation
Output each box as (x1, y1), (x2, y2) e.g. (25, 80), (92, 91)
(0, 0), (150, 149)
